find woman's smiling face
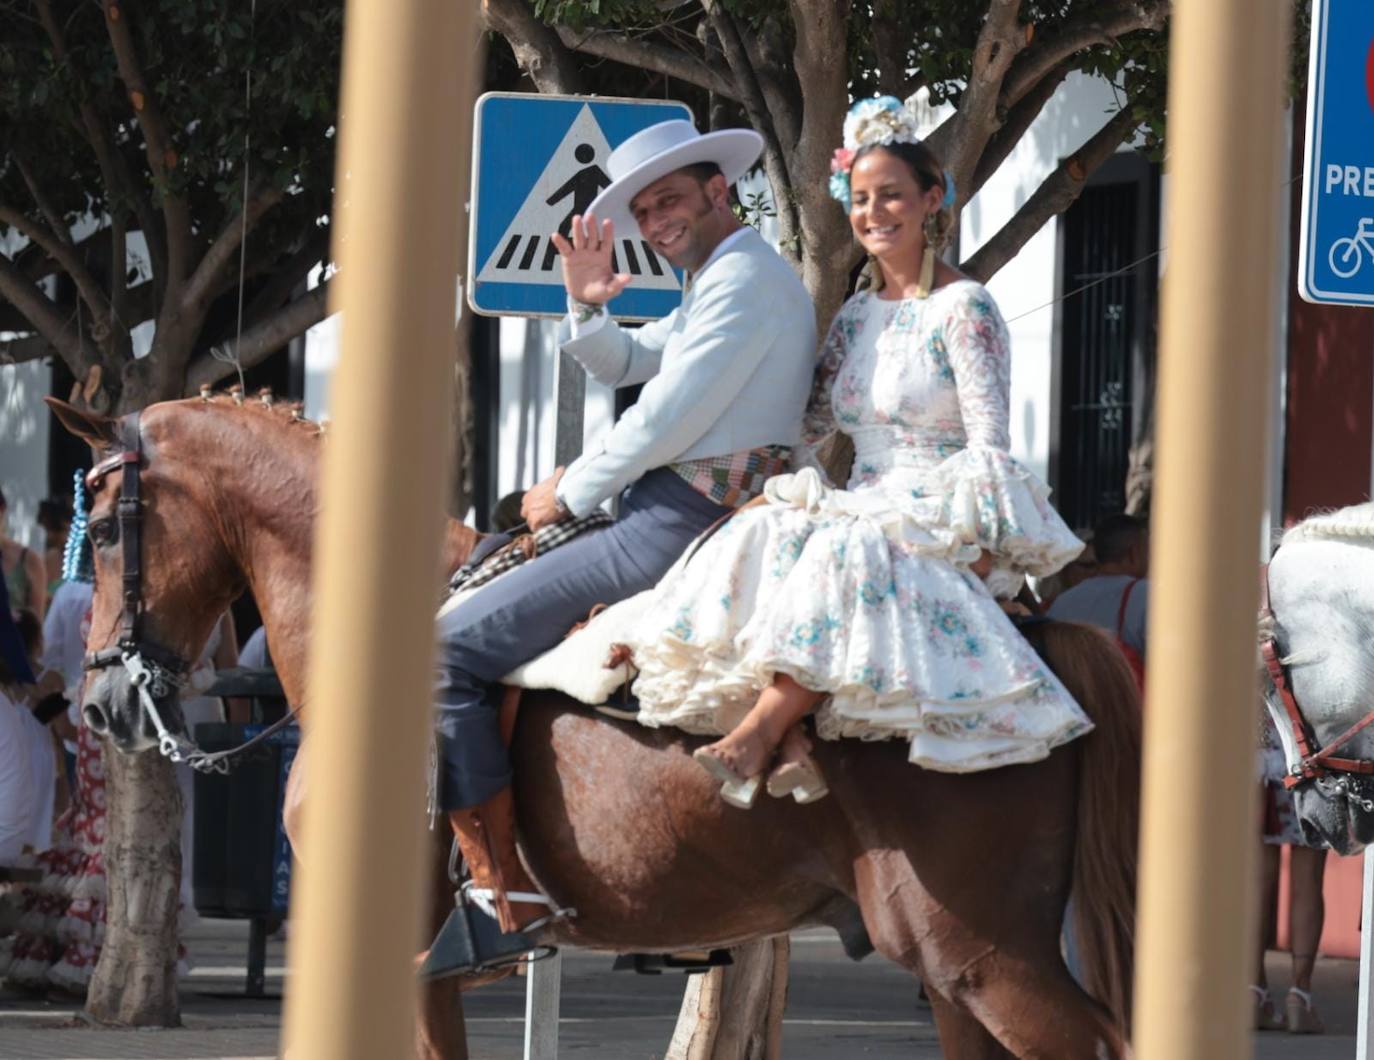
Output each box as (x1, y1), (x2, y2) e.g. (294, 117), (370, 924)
(848, 148), (943, 265)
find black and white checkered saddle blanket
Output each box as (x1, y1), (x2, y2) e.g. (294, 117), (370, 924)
(444, 511), (614, 602)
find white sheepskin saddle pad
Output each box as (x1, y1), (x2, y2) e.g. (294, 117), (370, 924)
(501, 590), (656, 705)
(436, 574), (654, 705)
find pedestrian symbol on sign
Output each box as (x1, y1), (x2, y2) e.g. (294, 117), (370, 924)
(476, 104), (679, 293)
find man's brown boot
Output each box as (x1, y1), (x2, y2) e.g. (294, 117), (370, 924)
(448, 786), (553, 934)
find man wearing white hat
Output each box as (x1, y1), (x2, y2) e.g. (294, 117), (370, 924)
(425, 119), (817, 975)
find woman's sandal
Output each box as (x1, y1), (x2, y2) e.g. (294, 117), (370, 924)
(693, 744), (765, 809)
(1285, 986), (1324, 1034)
(766, 725), (829, 804)
(1249, 985), (1285, 1032)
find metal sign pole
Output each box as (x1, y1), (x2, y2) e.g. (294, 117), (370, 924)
(1133, 3), (1291, 1058)
(554, 352), (585, 468)
(279, 1), (477, 1057)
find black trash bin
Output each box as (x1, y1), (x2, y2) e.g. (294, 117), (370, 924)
(191, 721), (298, 919)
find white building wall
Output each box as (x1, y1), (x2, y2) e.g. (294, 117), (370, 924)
(0, 362), (53, 549)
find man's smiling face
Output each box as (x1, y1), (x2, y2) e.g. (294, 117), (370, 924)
(629, 169), (729, 273)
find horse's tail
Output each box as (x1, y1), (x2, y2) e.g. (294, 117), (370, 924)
(1031, 619), (1142, 1033)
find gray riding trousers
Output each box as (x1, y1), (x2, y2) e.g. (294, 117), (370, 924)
(434, 468), (730, 809)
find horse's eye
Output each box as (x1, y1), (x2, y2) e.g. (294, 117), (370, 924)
(88, 518), (116, 546)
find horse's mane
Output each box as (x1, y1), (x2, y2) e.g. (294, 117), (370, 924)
(1280, 502), (1374, 549)
(183, 386), (328, 438)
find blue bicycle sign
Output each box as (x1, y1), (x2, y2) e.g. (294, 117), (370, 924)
(1298, 0), (1374, 306)
(1328, 217), (1374, 279)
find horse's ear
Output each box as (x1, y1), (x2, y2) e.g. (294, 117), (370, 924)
(45, 397), (121, 452)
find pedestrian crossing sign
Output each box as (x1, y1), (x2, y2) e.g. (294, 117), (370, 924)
(469, 92), (694, 320)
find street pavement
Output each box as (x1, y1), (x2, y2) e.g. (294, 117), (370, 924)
(0, 919), (1360, 1058)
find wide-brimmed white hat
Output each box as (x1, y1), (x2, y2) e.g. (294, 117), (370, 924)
(585, 120), (764, 235)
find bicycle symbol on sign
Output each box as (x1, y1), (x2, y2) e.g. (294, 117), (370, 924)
(1329, 217), (1374, 279)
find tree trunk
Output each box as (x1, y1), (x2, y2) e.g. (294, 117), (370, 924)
(666, 937), (790, 1060)
(85, 744), (183, 1026)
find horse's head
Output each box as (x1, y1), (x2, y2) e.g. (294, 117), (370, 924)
(1265, 526), (1374, 855)
(48, 398), (248, 753)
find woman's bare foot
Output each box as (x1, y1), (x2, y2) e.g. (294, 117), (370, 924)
(766, 724), (829, 803)
(693, 674), (825, 808)
(694, 721), (776, 785)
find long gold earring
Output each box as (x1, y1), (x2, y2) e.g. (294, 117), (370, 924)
(916, 214), (939, 298)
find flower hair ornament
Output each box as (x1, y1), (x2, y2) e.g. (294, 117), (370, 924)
(829, 95), (956, 298)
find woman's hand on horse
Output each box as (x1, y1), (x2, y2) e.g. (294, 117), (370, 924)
(523, 467), (571, 532)
(552, 214), (631, 306)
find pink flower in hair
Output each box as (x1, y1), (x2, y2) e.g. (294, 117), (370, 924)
(830, 147), (855, 174)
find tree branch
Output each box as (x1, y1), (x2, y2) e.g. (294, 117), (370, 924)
(553, 24), (736, 99)
(0, 254), (95, 373)
(101, 0), (192, 287)
(970, 61), (1071, 198)
(927, 0), (1029, 204)
(243, 226), (331, 328)
(185, 282), (332, 392)
(871, 1), (908, 98)
(109, 213), (132, 362)
(0, 332), (57, 367)
(33, 0), (166, 284)
(960, 106), (1140, 282)
(1002, 1), (1170, 111)
(481, 0), (585, 94)
(179, 186), (287, 314)
(703, 0), (795, 249)
(15, 157), (71, 245)
(0, 205), (111, 324)
(741, 15), (799, 152)
(787, 0), (853, 326)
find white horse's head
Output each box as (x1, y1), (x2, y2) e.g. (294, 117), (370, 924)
(1265, 505), (1374, 854)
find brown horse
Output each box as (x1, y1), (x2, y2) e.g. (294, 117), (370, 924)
(53, 394), (1140, 1059)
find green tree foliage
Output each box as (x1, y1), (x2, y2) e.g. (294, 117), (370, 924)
(0, 0), (342, 411)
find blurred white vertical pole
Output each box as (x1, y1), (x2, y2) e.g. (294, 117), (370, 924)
(279, 1), (477, 1057)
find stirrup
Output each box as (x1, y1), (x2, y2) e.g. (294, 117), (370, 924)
(460, 881), (577, 934)
(418, 904), (548, 981)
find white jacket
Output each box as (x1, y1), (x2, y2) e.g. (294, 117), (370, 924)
(556, 227), (817, 516)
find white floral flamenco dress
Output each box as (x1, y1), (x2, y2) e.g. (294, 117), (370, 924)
(629, 279), (1092, 772)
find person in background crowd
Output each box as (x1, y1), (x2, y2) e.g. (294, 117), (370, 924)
(239, 625), (270, 670)
(491, 490), (527, 533)
(10, 611), (57, 853)
(0, 600), (38, 864)
(1048, 513), (1148, 669)
(1254, 709), (1329, 1035)
(36, 497), (73, 604)
(0, 486), (45, 618)
(1032, 537), (1097, 609)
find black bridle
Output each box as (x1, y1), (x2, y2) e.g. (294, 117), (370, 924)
(1259, 563), (1374, 799)
(80, 410), (296, 774)
(82, 412), (190, 684)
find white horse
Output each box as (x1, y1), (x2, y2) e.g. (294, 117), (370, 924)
(1263, 503), (1374, 855)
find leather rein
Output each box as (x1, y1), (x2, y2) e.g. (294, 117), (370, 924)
(1259, 563), (1374, 790)
(82, 411), (296, 774)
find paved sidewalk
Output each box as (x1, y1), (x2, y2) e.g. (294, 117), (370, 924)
(0, 920), (1362, 1058)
